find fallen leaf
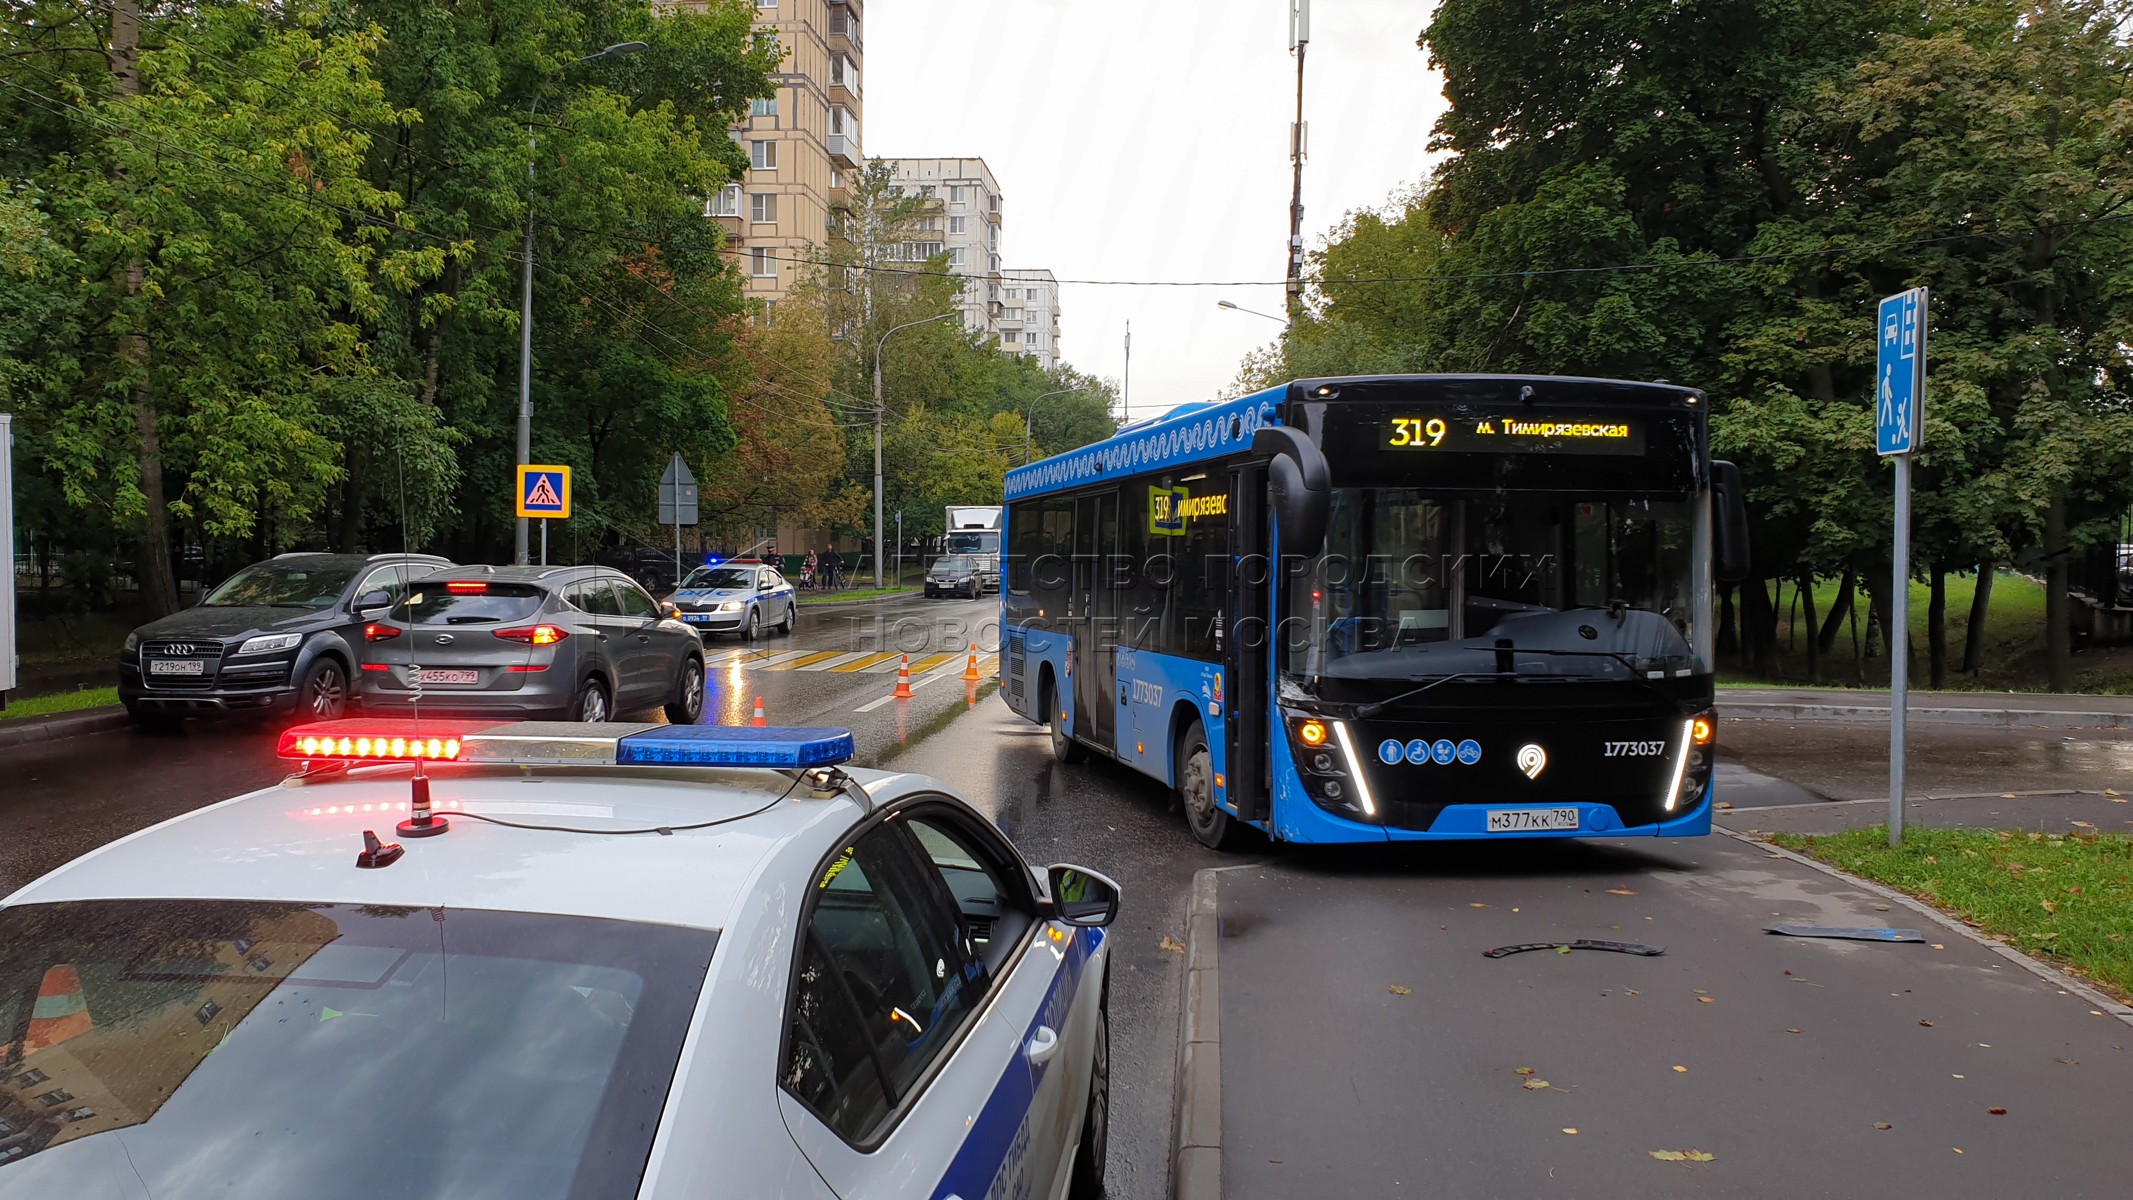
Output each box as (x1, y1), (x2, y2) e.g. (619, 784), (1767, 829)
(1607, 887), (1638, 896)
(1512, 907), (1521, 913)
(1787, 1028), (1803, 1034)
(1514, 1066), (1536, 1076)
(2071, 821), (2096, 829)
(1685, 1151), (1715, 1162)
(1562, 1127), (1579, 1135)
(1932, 944), (1945, 950)
(1649, 1149), (1715, 1162)
(1556, 945), (1572, 954)
(2056, 1057), (2079, 1066)
(1954, 1148), (1964, 1155)
(1692, 988), (1708, 994)
(1717, 801), (1734, 809)
(2041, 900), (2059, 914)
(1697, 996), (1715, 1004)
(2091, 1009), (2106, 1016)
(1987, 1107), (2006, 1115)
(1953, 1074), (1965, 1079)
(1978, 1043), (1991, 1048)
(1469, 902), (1488, 909)
(1672, 1065), (1688, 1073)
(1874, 1122), (1893, 1130)
(1919, 1019), (1935, 1027)
(1388, 984), (1412, 996)
(1626, 989), (1641, 996)
(1157, 936), (1186, 953)
(2001, 793), (2019, 799)
(2106, 788), (2122, 798)
(1522, 1078), (1551, 1090)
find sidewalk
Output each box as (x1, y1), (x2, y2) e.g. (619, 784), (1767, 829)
(1721, 687), (2133, 730)
(0, 706), (130, 752)
(1180, 835), (2133, 1200)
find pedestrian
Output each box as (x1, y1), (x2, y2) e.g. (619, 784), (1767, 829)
(803, 549), (818, 591)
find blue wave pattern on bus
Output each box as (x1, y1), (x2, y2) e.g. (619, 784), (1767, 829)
(1004, 385), (1287, 501)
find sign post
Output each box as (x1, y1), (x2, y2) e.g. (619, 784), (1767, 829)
(515, 465), (571, 566)
(1876, 288), (1926, 846)
(657, 454), (699, 588)
(0, 414), (16, 705)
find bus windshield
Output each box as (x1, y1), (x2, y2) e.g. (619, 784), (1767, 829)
(1284, 488), (1713, 687)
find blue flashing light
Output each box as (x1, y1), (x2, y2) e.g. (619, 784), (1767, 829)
(615, 725), (856, 769)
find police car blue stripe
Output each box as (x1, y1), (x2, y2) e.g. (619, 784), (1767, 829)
(927, 926), (1100, 1200)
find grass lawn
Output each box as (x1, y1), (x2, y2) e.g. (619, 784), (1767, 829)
(1722, 570), (2133, 694)
(798, 586), (920, 606)
(1772, 826), (2133, 1002)
(0, 686), (121, 720)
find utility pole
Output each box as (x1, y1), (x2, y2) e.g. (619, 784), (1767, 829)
(1123, 321), (1132, 420)
(1287, 0), (1310, 320)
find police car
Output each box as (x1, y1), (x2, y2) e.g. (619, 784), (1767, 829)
(666, 561), (798, 639)
(0, 721), (1116, 1200)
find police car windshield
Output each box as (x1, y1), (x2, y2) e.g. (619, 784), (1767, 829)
(201, 561), (362, 608)
(0, 900), (714, 1200)
(680, 566), (754, 590)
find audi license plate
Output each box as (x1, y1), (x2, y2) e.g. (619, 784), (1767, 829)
(1487, 807), (1580, 833)
(413, 669), (478, 685)
(148, 659), (206, 676)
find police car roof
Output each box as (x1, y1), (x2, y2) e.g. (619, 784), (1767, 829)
(4, 762), (930, 930)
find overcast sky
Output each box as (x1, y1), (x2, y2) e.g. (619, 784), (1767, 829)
(867, 0), (1449, 420)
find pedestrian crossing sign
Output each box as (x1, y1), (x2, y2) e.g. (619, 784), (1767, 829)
(517, 465), (571, 518)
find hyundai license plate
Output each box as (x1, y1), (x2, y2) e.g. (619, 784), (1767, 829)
(148, 659), (206, 676)
(414, 669), (478, 685)
(1486, 807), (1580, 832)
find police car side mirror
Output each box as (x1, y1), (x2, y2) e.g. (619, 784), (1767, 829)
(1044, 864), (1121, 928)
(353, 589), (393, 616)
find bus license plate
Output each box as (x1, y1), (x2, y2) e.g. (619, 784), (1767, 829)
(414, 669), (478, 685)
(148, 659), (206, 676)
(1487, 807), (1580, 832)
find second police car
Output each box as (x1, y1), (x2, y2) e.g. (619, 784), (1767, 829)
(0, 721), (1115, 1200)
(665, 561), (798, 639)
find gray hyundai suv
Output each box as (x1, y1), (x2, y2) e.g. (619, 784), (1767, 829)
(353, 565), (705, 723)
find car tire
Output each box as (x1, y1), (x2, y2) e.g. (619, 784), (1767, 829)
(1067, 980), (1110, 1200)
(1046, 679), (1083, 764)
(778, 602), (795, 636)
(298, 657), (349, 721)
(1178, 717), (1247, 850)
(665, 655), (705, 725)
(572, 677), (611, 723)
(745, 606), (761, 641)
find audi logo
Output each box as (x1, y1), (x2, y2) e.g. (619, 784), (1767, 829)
(162, 643), (197, 656)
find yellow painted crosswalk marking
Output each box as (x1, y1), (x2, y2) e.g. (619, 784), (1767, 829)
(829, 652), (904, 673)
(906, 653), (958, 673)
(768, 651), (847, 670)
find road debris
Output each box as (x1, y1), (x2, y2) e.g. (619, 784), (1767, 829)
(1764, 925), (1925, 942)
(1484, 939), (1665, 959)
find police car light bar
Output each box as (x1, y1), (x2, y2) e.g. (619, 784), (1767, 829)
(278, 720), (857, 771)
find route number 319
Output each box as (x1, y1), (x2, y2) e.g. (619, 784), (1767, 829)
(1388, 416), (1450, 448)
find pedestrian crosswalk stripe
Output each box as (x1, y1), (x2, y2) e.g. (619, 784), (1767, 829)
(906, 653), (958, 673)
(828, 652), (903, 673)
(773, 651), (848, 670)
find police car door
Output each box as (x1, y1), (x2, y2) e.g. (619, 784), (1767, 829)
(779, 816), (1065, 1200)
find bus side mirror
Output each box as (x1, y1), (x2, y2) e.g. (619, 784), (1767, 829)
(1712, 460), (1751, 584)
(1255, 426), (1329, 559)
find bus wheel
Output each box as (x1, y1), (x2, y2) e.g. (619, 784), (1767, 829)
(1177, 718), (1245, 850)
(1046, 680), (1083, 764)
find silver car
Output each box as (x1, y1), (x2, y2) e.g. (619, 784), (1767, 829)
(665, 562), (797, 639)
(355, 565), (705, 723)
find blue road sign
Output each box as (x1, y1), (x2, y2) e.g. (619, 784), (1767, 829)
(516, 465), (571, 518)
(1876, 289), (1926, 456)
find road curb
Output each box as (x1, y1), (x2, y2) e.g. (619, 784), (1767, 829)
(794, 588), (924, 609)
(1721, 702), (2133, 730)
(0, 707), (130, 752)
(1173, 867), (1222, 1200)
(1718, 827), (2133, 1029)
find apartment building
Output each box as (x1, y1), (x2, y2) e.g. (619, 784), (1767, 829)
(688, 0), (863, 312)
(1000, 269), (1062, 370)
(887, 158), (1004, 340)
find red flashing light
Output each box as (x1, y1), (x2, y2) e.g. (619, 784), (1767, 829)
(364, 622), (401, 643)
(445, 581), (490, 594)
(276, 719), (482, 762)
(493, 624), (567, 646)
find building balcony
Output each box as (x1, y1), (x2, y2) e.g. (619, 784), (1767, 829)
(710, 214), (744, 240)
(984, 205), (1002, 225)
(828, 135), (859, 169)
(828, 182), (849, 211)
(830, 79), (858, 110)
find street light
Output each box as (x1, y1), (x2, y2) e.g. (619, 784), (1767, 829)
(873, 311), (956, 585)
(515, 41), (647, 565)
(1217, 299), (1289, 325)
(1023, 388), (1078, 464)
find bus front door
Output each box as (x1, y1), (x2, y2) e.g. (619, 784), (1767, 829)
(1072, 491), (1118, 753)
(1226, 462), (1270, 823)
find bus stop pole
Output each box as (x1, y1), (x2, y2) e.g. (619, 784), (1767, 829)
(1890, 453), (1909, 847)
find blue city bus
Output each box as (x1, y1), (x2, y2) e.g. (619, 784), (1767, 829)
(998, 374), (1750, 849)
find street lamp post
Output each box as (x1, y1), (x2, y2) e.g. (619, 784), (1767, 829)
(873, 312), (956, 586)
(1023, 388), (1077, 464)
(514, 41), (646, 565)
(1217, 299), (1289, 325)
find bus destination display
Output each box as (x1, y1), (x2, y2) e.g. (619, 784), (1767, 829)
(1385, 413), (1646, 456)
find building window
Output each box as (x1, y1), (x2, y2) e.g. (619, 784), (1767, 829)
(707, 184), (743, 217)
(755, 0), (775, 8)
(751, 247), (776, 277)
(830, 106), (855, 137)
(750, 140), (778, 170)
(1006, 308), (1024, 321)
(750, 193), (778, 223)
(949, 215), (966, 234)
(831, 54), (856, 88)
(921, 184), (936, 199)
(1003, 331), (1019, 344)
(990, 254), (1001, 272)
(917, 216), (939, 232)
(750, 97), (778, 118)
(1005, 288), (1019, 299)
(830, 168), (843, 189)
(949, 247), (965, 267)
(988, 283), (999, 301)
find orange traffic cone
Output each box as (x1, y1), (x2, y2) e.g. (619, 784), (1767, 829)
(892, 655), (915, 699)
(961, 647), (982, 683)
(752, 696), (767, 727)
(25, 964), (92, 1053)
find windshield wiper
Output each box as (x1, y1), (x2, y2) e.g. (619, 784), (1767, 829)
(1341, 646), (1690, 718)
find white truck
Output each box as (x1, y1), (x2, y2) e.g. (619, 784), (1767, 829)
(943, 505), (1003, 594)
